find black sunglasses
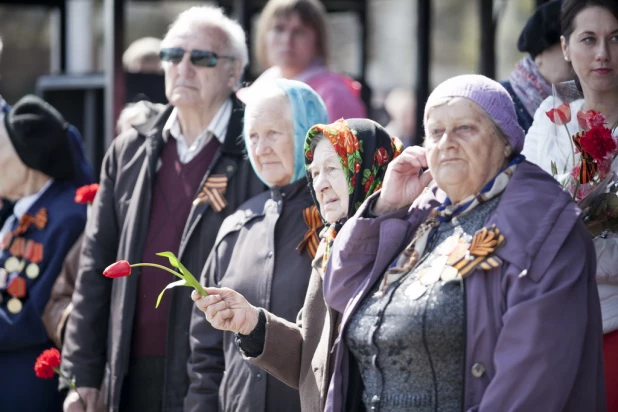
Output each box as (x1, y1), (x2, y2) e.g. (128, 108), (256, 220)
(159, 47), (235, 68)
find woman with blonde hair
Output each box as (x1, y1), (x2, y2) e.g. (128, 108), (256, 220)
(245, 0), (366, 121)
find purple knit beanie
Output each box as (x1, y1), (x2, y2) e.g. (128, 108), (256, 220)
(424, 74), (525, 154)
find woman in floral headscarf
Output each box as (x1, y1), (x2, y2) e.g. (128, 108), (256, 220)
(192, 118), (402, 411)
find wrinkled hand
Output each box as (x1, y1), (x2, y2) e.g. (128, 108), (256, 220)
(192, 288), (260, 335)
(63, 388), (98, 412)
(373, 146), (433, 215)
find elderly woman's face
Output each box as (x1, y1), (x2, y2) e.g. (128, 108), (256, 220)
(424, 98), (509, 202)
(246, 94), (296, 187)
(309, 138), (349, 224)
(0, 120), (29, 200)
(562, 6), (618, 94)
(266, 12), (318, 71)
(162, 25), (240, 110)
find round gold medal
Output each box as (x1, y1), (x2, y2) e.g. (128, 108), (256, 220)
(420, 266), (441, 286)
(440, 265), (459, 282)
(4, 257), (20, 273)
(7, 297), (22, 314)
(25, 263), (40, 279)
(405, 280), (427, 300)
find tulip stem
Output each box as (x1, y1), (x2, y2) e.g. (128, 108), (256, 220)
(131, 263), (208, 297)
(131, 263), (184, 280)
(564, 124), (576, 168)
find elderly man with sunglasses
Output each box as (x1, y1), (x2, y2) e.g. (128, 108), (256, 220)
(60, 6), (265, 412)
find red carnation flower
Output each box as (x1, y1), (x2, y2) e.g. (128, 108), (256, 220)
(75, 184), (100, 204)
(34, 348), (61, 379)
(546, 102), (571, 125)
(103, 260), (132, 278)
(580, 125), (617, 161)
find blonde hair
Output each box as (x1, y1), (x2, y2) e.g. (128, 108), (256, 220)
(255, 0), (328, 70)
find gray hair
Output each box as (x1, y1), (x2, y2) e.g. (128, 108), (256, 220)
(163, 6), (248, 75)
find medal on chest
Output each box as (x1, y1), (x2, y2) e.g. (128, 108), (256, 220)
(405, 225), (506, 301)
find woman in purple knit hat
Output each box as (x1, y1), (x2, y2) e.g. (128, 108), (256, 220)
(322, 74), (606, 412)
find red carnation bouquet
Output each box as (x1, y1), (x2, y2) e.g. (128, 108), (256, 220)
(545, 82), (618, 237)
(34, 348), (85, 408)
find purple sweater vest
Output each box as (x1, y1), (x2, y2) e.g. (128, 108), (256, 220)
(131, 137), (220, 357)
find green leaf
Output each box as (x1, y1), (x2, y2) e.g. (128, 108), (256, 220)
(550, 161), (558, 176)
(156, 251), (182, 270)
(155, 251), (207, 297)
(155, 279), (189, 308)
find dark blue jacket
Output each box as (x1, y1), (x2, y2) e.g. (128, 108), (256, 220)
(0, 113), (92, 411)
(0, 181), (87, 411)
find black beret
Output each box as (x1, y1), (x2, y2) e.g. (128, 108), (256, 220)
(517, 0), (563, 58)
(4, 95), (76, 180)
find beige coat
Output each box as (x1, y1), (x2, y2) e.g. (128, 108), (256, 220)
(248, 239), (339, 412)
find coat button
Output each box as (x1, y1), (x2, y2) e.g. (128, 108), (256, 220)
(471, 362), (486, 378)
(370, 395), (380, 405)
(267, 251), (273, 258)
(226, 165), (235, 174)
(256, 372), (262, 380)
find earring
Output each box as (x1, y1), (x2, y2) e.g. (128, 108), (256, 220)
(564, 55), (569, 61)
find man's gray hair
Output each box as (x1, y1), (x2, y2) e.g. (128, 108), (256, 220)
(163, 6), (248, 72)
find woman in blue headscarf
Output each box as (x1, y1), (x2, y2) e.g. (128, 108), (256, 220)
(186, 79), (328, 412)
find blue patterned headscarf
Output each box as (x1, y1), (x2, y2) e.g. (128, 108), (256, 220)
(244, 79), (328, 186)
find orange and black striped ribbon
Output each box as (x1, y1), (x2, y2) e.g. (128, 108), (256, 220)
(193, 175), (228, 212)
(13, 208), (48, 236)
(572, 131), (597, 184)
(296, 205), (323, 259)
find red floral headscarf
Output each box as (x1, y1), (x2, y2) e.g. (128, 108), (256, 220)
(304, 118), (403, 266)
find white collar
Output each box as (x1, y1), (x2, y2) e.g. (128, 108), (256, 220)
(13, 179), (54, 220)
(162, 98), (232, 145)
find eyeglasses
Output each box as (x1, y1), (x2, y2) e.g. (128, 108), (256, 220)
(159, 47), (235, 68)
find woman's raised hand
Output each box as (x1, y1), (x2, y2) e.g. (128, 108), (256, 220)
(373, 146), (433, 215)
(191, 288), (260, 335)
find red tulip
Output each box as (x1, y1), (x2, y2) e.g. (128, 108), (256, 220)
(103, 260), (132, 278)
(545, 102), (571, 125)
(74, 184), (100, 204)
(34, 348), (61, 379)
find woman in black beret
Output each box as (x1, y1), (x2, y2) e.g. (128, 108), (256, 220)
(0, 95), (93, 412)
(501, 0), (573, 132)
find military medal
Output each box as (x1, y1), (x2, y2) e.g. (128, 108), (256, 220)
(24, 240), (43, 279)
(25, 264), (40, 279)
(6, 277), (26, 314)
(4, 256), (22, 273)
(7, 298), (22, 313)
(440, 265), (459, 282)
(405, 280), (427, 300)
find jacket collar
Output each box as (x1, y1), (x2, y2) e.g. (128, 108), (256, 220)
(135, 95), (246, 157)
